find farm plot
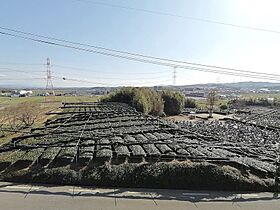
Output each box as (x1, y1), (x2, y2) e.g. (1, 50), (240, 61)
(181, 120), (280, 144)
(247, 109), (280, 129)
(233, 108), (280, 129)
(0, 102), (279, 182)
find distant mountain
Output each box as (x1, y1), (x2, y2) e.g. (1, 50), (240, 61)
(173, 82), (280, 90)
(1, 81), (280, 90)
(220, 82), (280, 89)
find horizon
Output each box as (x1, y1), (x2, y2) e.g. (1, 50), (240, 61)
(1, 80), (280, 90)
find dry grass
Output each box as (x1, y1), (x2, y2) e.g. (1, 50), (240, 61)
(0, 95), (99, 145)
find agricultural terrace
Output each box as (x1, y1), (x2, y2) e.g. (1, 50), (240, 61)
(0, 102), (279, 191)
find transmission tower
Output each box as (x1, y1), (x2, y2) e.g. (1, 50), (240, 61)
(173, 67), (177, 85)
(45, 58), (55, 102)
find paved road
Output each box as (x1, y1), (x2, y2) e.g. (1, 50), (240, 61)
(0, 181), (279, 210)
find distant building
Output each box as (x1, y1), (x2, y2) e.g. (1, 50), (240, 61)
(267, 98), (274, 103)
(189, 111), (196, 119)
(19, 90), (33, 97)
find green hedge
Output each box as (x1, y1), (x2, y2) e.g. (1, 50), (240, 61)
(185, 98), (197, 108)
(102, 87), (185, 116)
(102, 87), (164, 116)
(161, 90), (185, 115)
(1, 162), (274, 191)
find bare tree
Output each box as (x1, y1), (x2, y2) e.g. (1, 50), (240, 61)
(0, 111), (8, 136)
(16, 102), (42, 127)
(3, 106), (20, 129)
(3, 102), (42, 129)
(207, 89), (217, 118)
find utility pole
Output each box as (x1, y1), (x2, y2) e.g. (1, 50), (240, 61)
(45, 58), (55, 102)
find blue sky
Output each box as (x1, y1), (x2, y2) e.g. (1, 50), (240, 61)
(1, 0), (280, 87)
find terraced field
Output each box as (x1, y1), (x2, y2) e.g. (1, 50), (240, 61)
(0, 102), (279, 190)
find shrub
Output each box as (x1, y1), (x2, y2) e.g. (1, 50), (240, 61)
(102, 88), (186, 116)
(185, 98), (197, 108)
(33, 167), (79, 185)
(220, 104), (228, 110)
(161, 90), (185, 115)
(102, 87), (164, 116)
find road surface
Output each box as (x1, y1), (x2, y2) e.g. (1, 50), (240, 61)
(0, 181), (279, 210)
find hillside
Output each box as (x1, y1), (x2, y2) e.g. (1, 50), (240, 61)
(0, 102), (277, 191)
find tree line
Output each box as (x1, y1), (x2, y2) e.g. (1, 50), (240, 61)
(229, 97), (280, 107)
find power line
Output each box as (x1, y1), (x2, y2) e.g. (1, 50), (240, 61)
(54, 77), (113, 86)
(1, 28), (280, 82)
(0, 64), (171, 82)
(0, 63), (171, 79)
(50, 64), (280, 83)
(1, 29), (279, 82)
(1, 26), (279, 79)
(0, 64), (168, 86)
(1, 65), (276, 86)
(0, 65), (171, 86)
(54, 64), (171, 75)
(0, 62), (44, 66)
(180, 65), (280, 82)
(53, 76), (172, 86)
(0, 78), (44, 80)
(54, 72), (171, 81)
(73, 0), (280, 35)
(0, 67), (45, 74)
(0, 31), (178, 67)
